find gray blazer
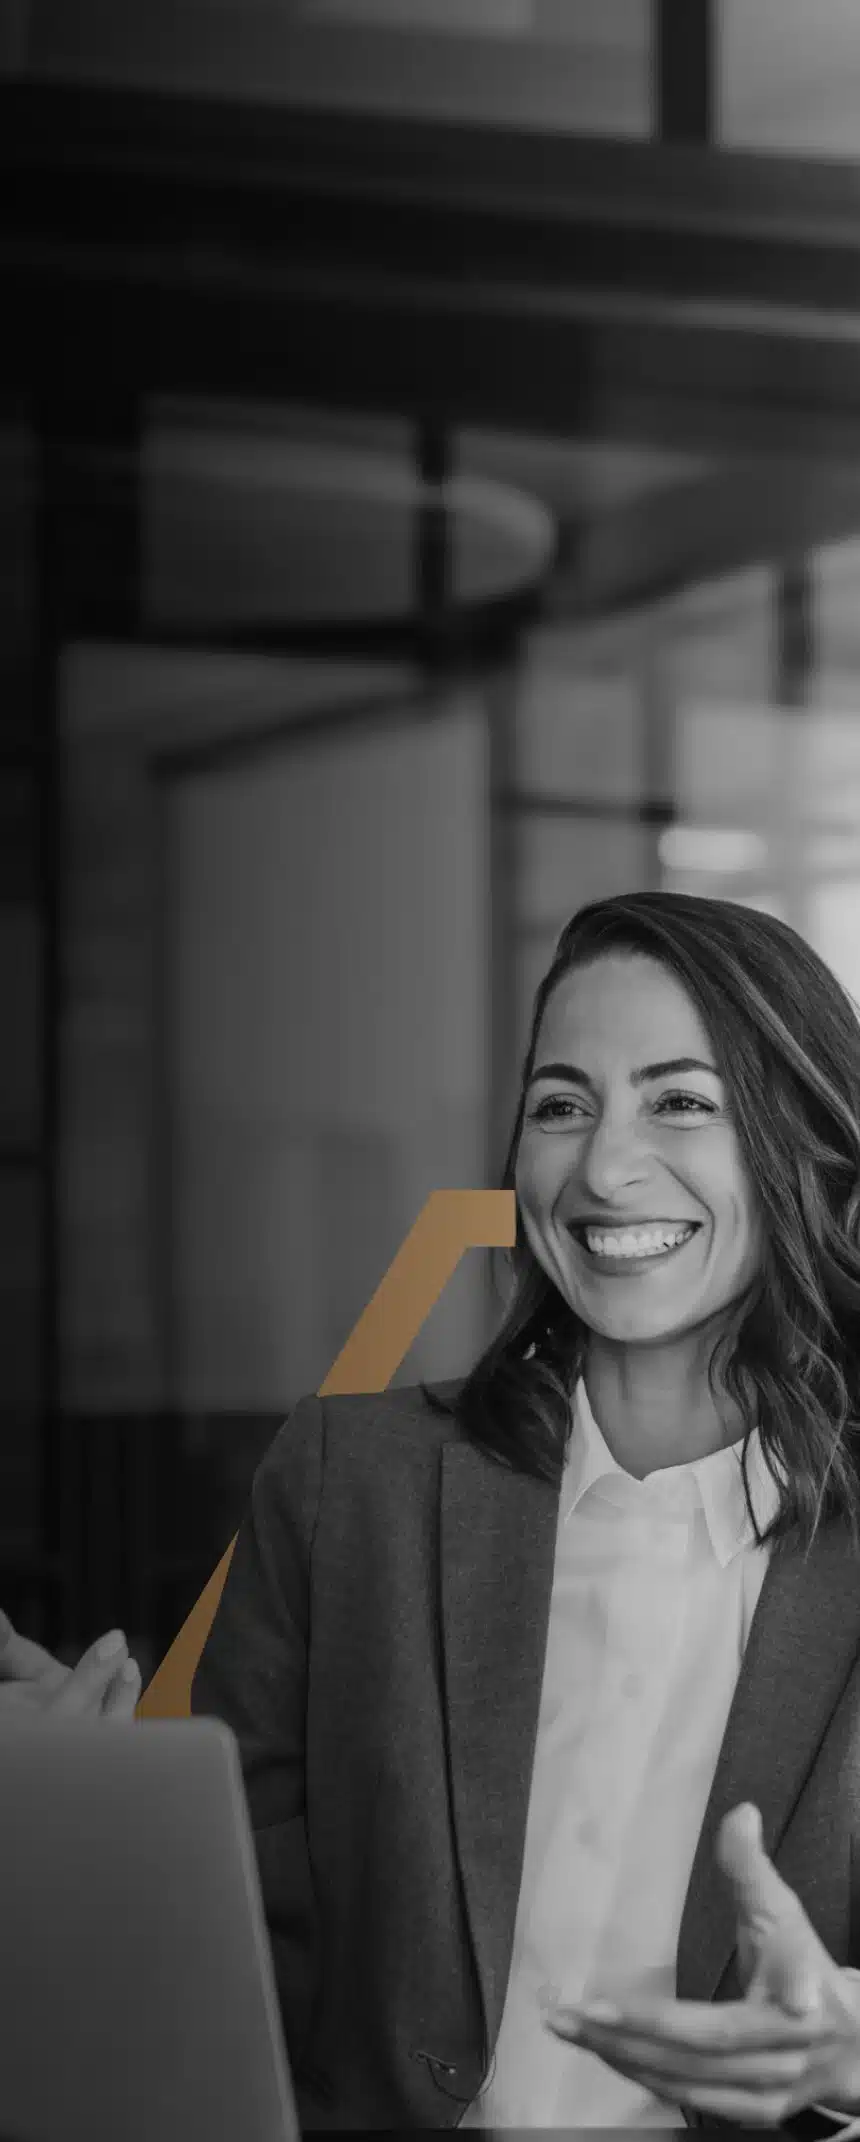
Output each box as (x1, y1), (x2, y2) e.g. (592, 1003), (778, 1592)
(190, 1382), (860, 2134)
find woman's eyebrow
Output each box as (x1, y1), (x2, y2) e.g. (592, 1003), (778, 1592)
(527, 1055), (719, 1090)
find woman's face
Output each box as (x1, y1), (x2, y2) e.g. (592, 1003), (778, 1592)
(514, 951), (763, 1347)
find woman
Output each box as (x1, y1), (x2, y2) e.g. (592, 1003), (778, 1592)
(191, 891), (860, 2135)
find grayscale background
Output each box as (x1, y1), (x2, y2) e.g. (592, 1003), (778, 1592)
(3, 0), (860, 1684)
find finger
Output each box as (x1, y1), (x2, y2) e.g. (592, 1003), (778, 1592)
(51, 1630), (129, 1715)
(558, 2026), (813, 2090)
(0, 1612), (69, 1691)
(549, 2009), (821, 2072)
(548, 1999), (827, 2052)
(748, 1953), (827, 2022)
(571, 2041), (688, 2105)
(571, 2042), (800, 2130)
(100, 1657), (141, 1719)
(717, 1803), (810, 1939)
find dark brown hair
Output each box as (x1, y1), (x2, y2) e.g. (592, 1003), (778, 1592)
(431, 891), (860, 1559)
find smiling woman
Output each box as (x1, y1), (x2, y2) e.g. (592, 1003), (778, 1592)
(440, 889), (860, 1550)
(513, 949), (762, 1471)
(192, 888), (860, 2136)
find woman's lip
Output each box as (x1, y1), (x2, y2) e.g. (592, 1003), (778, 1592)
(566, 1219), (702, 1238)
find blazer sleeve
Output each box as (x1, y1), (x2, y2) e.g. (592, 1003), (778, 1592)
(190, 1394), (325, 2077)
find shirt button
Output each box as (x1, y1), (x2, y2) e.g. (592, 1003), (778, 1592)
(577, 1814), (603, 1851)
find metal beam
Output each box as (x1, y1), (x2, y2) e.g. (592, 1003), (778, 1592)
(6, 84), (860, 458)
(655, 0), (713, 146)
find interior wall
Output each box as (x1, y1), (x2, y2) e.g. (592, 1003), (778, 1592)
(168, 697), (490, 1411)
(59, 644), (417, 1410)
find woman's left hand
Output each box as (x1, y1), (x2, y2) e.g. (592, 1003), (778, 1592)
(545, 1802), (860, 2128)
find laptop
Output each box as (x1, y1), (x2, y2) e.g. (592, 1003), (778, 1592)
(0, 1717), (300, 2142)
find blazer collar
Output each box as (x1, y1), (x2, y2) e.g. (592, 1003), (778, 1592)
(439, 1427), (860, 2059)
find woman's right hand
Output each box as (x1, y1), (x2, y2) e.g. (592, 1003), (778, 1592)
(0, 1610), (141, 1720)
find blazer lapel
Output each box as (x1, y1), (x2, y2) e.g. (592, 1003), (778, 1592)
(440, 1440), (560, 2059)
(677, 1521), (860, 2004)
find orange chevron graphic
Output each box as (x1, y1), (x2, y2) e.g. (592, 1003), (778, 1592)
(137, 1190), (515, 1719)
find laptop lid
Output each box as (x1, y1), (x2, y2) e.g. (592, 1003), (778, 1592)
(0, 1717), (299, 2142)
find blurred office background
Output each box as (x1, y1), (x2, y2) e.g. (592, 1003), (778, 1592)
(4, 0), (860, 1680)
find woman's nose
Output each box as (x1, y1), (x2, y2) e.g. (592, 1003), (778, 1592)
(579, 1118), (650, 1197)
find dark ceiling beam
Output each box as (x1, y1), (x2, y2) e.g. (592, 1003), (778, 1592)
(655, 0), (714, 146)
(7, 83), (860, 456)
(14, 263), (860, 466)
(8, 82), (860, 314)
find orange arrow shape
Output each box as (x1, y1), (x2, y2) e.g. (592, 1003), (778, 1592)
(138, 1190), (515, 1718)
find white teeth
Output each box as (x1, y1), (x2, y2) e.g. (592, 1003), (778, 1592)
(582, 1224), (695, 1259)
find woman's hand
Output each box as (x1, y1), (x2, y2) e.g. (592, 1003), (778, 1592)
(544, 1802), (860, 2128)
(0, 1610), (142, 1721)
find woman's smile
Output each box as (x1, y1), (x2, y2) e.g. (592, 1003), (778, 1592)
(566, 1218), (703, 1277)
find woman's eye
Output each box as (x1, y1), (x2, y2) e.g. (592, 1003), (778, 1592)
(530, 1096), (585, 1124)
(653, 1092), (717, 1117)
(529, 1090), (716, 1126)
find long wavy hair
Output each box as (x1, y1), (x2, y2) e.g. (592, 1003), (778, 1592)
(430, 891), (860, 1560)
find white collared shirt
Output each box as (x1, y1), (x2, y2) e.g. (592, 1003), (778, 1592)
(459, 1376), (786, 2129)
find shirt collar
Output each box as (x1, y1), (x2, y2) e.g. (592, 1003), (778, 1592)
(561, 1376), (782, 1566)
